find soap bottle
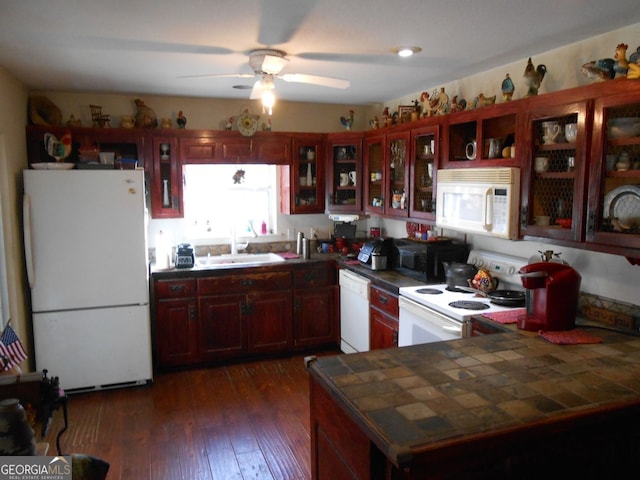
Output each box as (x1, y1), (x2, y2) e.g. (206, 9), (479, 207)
(261, 221), (267, 235)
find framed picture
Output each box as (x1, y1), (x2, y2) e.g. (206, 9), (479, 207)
(398, 105), (415, 123)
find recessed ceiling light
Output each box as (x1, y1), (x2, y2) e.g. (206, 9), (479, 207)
(394, 46), (422, 57)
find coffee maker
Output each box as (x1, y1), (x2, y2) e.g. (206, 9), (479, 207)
(517, 262), (581, 331)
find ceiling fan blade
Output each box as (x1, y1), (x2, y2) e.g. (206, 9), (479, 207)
(279, 73), (350, 89)
(257, 0), (317, 45)
(177, 73), (255, 79)
(249, 79), (263, 100)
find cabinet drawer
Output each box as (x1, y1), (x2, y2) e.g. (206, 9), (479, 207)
(154, 278), (197, 298)
(198, 271), (292, 295)
(369, 285), (398, 317)
(293, 263), (334, 289)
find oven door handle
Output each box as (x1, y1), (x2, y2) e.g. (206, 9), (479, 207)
(399, 296), (463, 334)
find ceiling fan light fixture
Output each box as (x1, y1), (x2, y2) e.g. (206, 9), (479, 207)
(260, 74), (276, 115)
(262, 89), (275, 115)
(394, 46), (422, 57)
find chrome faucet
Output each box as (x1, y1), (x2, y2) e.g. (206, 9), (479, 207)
(230, 221), (258, 255)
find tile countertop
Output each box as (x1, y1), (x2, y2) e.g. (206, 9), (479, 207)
(307, 328), (640, 467)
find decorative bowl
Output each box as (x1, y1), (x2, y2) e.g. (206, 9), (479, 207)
(557, 218), (572, 229)
(608, 117), (640, 139)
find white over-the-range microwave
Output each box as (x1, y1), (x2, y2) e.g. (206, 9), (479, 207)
(435, 167), (520, 240)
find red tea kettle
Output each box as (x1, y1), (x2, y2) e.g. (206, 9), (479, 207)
(518, 262), (581, 332)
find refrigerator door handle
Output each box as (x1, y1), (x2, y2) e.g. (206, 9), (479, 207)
(23, 194), (35, 289)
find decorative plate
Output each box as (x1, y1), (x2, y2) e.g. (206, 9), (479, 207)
(237, 110), (258, 137)
(31, 162), (74, 170)
(603, 185), (640, 227)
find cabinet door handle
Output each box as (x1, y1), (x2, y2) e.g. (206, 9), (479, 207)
(520, 205), (528, 229)
(241, 301), (254, 315)
(587, 210), (596, 235)
(378, 295), (388, 305)
(169, 284), (186, 293)
(189, 306), (196, 320)
(241, 279), (254, 288)
(393, 330), (398, 347)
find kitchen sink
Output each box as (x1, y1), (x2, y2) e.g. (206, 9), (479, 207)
(197, 252), (286, 268)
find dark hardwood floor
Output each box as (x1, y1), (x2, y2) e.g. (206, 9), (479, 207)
(42, 351), (339, 480)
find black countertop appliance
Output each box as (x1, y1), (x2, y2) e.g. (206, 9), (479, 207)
(175, 243), (195, 269)
(357, 237), (394, 270)
(393, 239), (469, 283)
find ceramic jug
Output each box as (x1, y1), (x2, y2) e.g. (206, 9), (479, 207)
(542, 121), (562, 144)
(348, 171), (357, 185)
(339, 173), (349, 186)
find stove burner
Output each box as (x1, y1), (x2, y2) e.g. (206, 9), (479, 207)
(448, 300), (490, 311)
(446, 286), (473, 294)
(415, 288), (443, 295)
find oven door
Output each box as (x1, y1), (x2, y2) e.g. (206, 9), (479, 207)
(398, 296), (462, 346)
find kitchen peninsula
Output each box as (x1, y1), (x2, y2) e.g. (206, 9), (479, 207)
(307, 328), (640, 478)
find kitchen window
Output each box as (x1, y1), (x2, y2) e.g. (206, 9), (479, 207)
(182, 164), (277, 240)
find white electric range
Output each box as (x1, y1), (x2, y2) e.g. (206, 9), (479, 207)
(398, 250), (529, 346)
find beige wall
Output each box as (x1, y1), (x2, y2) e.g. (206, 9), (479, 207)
(0, 66), (30, 365)
(26, 92), (378, 133)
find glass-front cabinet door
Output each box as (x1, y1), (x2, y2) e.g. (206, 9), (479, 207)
(151, 135), (182, 218)
(521, 102), (589, 243)
(385, 130), (410, 218)
(587, 96), (640, 251)
(326, 133), (362, 213)
(410, 125), (438, 220)
(364, 133), (385, 215)
(281, 134), (324, 214)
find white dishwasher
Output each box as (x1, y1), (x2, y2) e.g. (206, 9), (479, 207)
(339, 269), (371, 353)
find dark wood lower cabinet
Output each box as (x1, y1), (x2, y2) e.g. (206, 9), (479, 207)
(311, 378), (386, 480)
(369, 285), (399, 350)
(153, 261), (338, 367)
(155, 297), (198, 367)
(198, 293), (245, 361)
(294, 286), (338, 350)
(310, 373), (640, 480)
(246, 291), (293, 354)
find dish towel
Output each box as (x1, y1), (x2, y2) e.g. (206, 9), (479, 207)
(344, 259), (361, 265)
(481, 309), (525, 324)
(539, 329), (603, 345)
(277, 252), (300, 259)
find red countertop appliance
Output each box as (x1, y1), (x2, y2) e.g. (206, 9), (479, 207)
(518, 262), (581, 332)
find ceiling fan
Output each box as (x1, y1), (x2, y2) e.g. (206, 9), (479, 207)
(180, 49), (350, 113)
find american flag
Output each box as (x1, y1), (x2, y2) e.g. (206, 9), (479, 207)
(0, 324), (28, 370)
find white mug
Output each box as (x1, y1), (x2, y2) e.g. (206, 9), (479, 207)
(348, 171), (357, 186)
(565, 123), (578, 143)
(535, 156), (550, 173)
(339, 173), (349, 186)
(465, 140), (477, 160)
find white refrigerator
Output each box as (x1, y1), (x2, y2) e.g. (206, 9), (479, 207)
(23, 169), (152, 392)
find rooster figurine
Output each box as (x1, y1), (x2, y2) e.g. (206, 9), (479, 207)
(340, 110), (354, 131)
(523, 57), (547, 96)
(176, 110), (187, 129)
(582, 43), (630, 81)
(501, 73), (515, 101)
